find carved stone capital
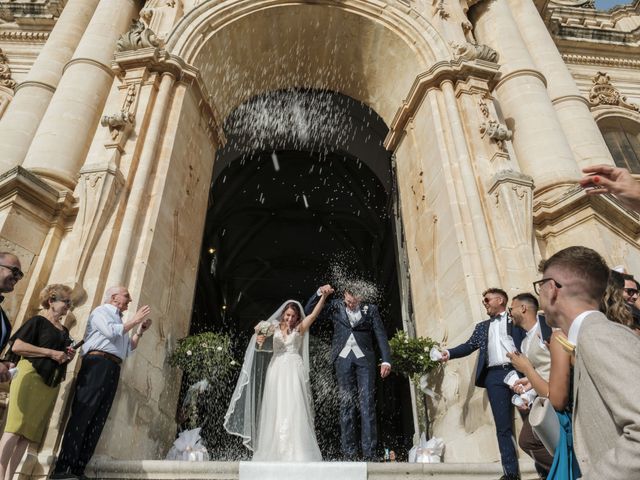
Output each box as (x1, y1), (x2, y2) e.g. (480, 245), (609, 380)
(588, 72), (639, 112)
(488, 170), (535, 194)
(116, 19), (162, 52)
(111, 47), (225, 147)
(385, 59), (500, 150)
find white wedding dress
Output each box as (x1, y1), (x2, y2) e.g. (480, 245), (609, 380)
(252, 327), (322, 461)
(224, 300), (322, 462)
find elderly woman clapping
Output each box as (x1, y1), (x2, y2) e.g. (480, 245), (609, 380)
(0, 284), (76, 480)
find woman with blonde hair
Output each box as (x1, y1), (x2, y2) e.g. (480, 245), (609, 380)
(0, 284), (76, 480)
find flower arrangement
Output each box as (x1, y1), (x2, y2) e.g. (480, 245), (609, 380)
(169, 331), (238, 387)
(169, 331), (240, 456)
(389, 330), (441, 385)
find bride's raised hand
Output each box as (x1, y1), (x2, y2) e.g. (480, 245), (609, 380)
(256, 335), (266, 347)
(321, 286), (335, 297)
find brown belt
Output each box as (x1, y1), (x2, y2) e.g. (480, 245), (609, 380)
(85, 350), (122, 366)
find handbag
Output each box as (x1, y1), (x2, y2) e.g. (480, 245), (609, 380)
(529, 396), (561, 455)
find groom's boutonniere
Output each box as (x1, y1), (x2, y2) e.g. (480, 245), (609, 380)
(362, 305), (369, 315)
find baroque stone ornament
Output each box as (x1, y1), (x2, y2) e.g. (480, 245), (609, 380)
(451, 41), (498, 62)
(588, 72), (640, 112)
(433, 0), (449, 19)
(478, 97), (512, 151)
(0, 48), (16, 90)
(100, 85), (137, 140)
(116, 19), (161, 52)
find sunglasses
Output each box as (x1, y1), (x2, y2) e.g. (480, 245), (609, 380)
(624, 288), (639, 297)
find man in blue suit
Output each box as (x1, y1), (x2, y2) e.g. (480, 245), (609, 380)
(441, 288), (526, 480)
(306, 283), (391, 461)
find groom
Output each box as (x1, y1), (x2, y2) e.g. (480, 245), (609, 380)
(306, 283), (391, 461)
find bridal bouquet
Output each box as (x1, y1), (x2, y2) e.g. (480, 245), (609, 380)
(254, 320), (276, 349)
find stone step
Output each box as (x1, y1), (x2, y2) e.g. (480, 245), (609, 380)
(85, 459), (540, 480)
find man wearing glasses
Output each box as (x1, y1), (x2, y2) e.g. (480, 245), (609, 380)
(0, 252), (24, 382)
(439, 288), (526, 480)
(535, 246), (640, 479)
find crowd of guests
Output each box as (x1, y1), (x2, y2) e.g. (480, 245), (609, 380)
(437, 164), (640, 480)
(0, 163), (637, 480)
(0, 259), (152, 480)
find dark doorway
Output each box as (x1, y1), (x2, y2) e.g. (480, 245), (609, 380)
(190, 90), (413, 460)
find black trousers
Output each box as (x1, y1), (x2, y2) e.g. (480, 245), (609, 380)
(334, 353), (377, 460)
(485, 368), (520, 477)
(54, 355), (121, 475)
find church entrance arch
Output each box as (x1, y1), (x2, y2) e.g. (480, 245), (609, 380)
(190, 89), (413, 458)
(152, 0), (451, 461)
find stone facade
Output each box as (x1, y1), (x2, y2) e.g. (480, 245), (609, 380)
(0, 0), (639, 477)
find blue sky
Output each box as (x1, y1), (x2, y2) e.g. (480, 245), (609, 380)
(595, 0), (633, 10)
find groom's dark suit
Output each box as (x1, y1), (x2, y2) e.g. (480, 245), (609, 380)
(448, 313), (525, 477)
(305, 294), (391, 460)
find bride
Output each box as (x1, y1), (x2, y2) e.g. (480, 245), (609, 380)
(224, 289), (332, 461)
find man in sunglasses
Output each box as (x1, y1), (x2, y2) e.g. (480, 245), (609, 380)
(439, 288), (526, 480)
(0, 252), (23, 382)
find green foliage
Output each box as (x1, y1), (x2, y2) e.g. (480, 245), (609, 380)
(389, 330), (441, 384)
(168, 331), (239, 385)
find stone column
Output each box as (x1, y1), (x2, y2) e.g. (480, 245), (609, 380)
(471, 0), (581, 192)
(108, 72), (177, 286)
(0, 0), (100, 174)
(21, 0), (138, 190)
(507, 0), (612, 169)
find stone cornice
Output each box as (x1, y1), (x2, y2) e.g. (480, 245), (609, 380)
(112, 47), (225, 147)
(384, 59), (500, 150)
(0, 166), (73, 219)
(533, 184), (640, 241)
(0, 0), (66, 23)
(561, 53), (640, 69)
(548, 1), (640, 46)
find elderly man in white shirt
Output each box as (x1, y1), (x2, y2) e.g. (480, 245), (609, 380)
(51, 286), (151, 480)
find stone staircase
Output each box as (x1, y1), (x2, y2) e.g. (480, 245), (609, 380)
(83, 459), (540, 480)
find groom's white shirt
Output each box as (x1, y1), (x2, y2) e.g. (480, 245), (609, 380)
(339, 308), (365, 359)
